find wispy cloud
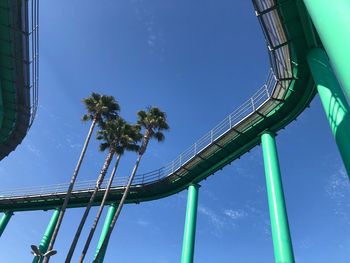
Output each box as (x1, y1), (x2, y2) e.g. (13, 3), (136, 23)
(325, 165), (350, 225)
(0, 166), (6, 178)
(223, 209), (247, 220)
(65, 137), (82, 150)
(198, 205), (225, 230)
(197, 204), (252, 237)
(202, 188), (219, 201)
(131, 0), (165, 59)
(136, 219), (150, 227)
(243, 202), (271, 240)
(25, 143), (41, 157)
(296, 238), (312, 250)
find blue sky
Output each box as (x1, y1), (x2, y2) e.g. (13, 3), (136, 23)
(0, 0), (349, 262)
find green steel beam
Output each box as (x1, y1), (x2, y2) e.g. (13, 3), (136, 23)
(181, 184), (199, 263)
(307, 48), (350, 178)
(94, 203), (117, 263)
(0, 81), (4, 130)
(303, 0), (350, 103)
(0, 211), (13, 237)
(33, 208), (60, 263)
(261, 131), (294, 263)
(0, 14), (18, 144)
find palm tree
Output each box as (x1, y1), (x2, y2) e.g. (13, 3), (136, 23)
(64, 118), (140, 262)
(78, 119), (141, 262)
(94, 106), (169, 262)
(42, 93), (119, 263)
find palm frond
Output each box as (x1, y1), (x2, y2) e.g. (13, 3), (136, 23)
(115, 145), (125, 155)
(153, 131), (165, 142)
(95, 117), (142, 155)
(82, 114), (92, 122)
(137, 107), (169, 131)
(137, 110), (147, 126)
(134, 106), (169, 154)
(99, 143), (110, 152)
(126, 143), (140, 152)
(82, 93), (120, 124)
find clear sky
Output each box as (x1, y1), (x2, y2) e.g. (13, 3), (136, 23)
(0, 0), (349, 262)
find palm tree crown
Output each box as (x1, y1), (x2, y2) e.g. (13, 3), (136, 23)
(137, 106), (169, 154)
(97, 118), (142, 155)
(82, 92), (120, 123)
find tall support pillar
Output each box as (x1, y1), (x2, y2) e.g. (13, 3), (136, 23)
(181, 184), (199, 263)
(307, 48), (350, 177)
(33, 208), (60, 263)
(0, 211), (13, 237)
(261, 131), (295, 263)
(94, 203), (117, 263)
(303, 0), (350, 103)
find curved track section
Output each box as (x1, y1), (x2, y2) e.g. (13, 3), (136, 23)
(0, 0), (320, 212)
(0, 0), (39, 160)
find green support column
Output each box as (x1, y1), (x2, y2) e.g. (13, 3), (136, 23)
(261, 131), (294, 263)
(0, 211), (13, 237)
(303, 0), (350, 103)
(307, 48), (350, 177)
(33, 208), (60, 263)
(94, 203), (117, 263)
(181, 184), (199, 263)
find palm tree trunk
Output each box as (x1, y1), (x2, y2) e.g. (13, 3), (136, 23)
(78, 154), (121, 262)
(94, 153), (143, 262)
(65, 148), (115, 263)
(43, 117), (97, 263)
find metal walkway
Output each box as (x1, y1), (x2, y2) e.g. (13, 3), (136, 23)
(0, 0), (319, 212)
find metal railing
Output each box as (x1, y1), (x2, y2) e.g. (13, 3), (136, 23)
(0, 0), (293, 200)
(0, 74), (276, 199)
(27, 0), (39, 127)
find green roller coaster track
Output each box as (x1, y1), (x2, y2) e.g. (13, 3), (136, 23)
(0, 0), (38, 160)
(0, 0), (350, 262)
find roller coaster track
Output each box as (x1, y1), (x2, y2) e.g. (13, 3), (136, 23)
(0, 0), (39, 160)
(0, 0), (320, 212)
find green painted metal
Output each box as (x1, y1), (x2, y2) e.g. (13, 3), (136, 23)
(0, 0), (38, 160)
(261, 131), (295, 263)
(0, 0), (34, 160)
(32, 208), (60, 263)
(303, 0), (350, 103)
(94, 203), (117, 263)
(0, 82), (4, 130)
(0, 1), (18, 143)
(307, 48), (350, 177)
(181, 184), (199, 263)
(0, 211), (13, 237)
